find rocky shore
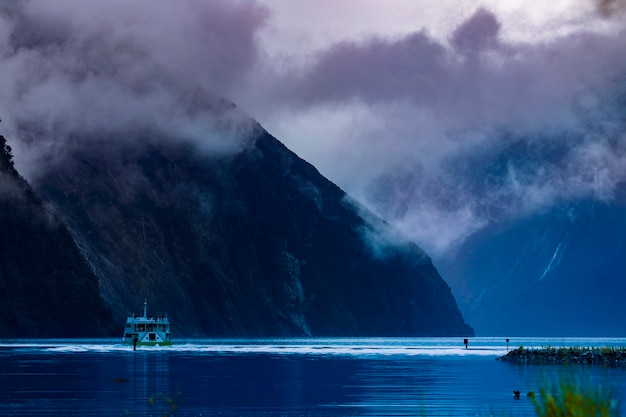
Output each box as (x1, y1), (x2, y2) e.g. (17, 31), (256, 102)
(498, 346), (626, 365)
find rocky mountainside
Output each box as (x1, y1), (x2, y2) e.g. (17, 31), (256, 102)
(436, 129), (626, 336)
(0, 135), (114, 337)
(27, 127), (472, 337)
(441, 200), (626, 336)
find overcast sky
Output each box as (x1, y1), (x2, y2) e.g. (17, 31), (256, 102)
(1, 0), (625, 258)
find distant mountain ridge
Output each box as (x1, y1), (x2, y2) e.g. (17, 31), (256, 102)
(437, 131), (626, 336)
(441, 200), (626, 336)
(3, 125), (472, 337)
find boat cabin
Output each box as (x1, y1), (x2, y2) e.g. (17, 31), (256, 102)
(122, 300), (171, 346)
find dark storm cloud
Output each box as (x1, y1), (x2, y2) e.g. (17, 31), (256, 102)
(282, 8), (626, 132)
(450, 8), (501, 55)
(292, 31), (448, 104)
(596, 0), (626, 16)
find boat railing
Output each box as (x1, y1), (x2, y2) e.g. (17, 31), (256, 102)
(128, 315), (169, 323)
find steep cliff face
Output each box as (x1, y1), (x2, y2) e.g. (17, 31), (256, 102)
(32, 128), (472, 337)
(435, 130), (626, 339)
(0, 135), (113, 337)
(441, 200), (626, 336)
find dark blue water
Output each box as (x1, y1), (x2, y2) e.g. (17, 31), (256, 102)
(1, 338), (626, 416)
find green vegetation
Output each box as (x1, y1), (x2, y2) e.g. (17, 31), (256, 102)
(499, 346), (626, 365)
(502, 348), (623, 416)
(532, 379), (619, 417)
(137, 382), (619, 417)
(130, 378), (620, 417)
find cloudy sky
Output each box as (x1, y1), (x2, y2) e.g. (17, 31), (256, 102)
(1, 0), (625, 258)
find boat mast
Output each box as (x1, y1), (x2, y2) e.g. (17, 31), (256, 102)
(143, 299), (148, 318)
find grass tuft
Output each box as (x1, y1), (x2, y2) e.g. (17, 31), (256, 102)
(532, 379), (619, 417)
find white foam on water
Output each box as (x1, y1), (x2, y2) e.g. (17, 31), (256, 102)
(160, 341), (507, 358)
(2, 337), (625, 358)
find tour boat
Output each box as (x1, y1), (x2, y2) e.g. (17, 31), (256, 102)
(122, 300), (172, 347)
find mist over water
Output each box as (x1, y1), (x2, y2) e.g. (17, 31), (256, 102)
(2, 338), (626, 416)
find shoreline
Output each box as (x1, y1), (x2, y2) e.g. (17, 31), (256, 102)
(497, 346), (626, 365)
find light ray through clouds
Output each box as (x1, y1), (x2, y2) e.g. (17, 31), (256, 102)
(0, 0), (625, 258)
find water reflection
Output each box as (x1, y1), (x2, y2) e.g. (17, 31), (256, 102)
(1, 339), (626, 416)
(153, 353), (542, 416)
(120, 351), (172, 415)
(170, 354), (366, 415)
(333, 356), (540, 416)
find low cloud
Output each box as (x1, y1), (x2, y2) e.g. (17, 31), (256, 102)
(254, 6), (626, 257)
(276, 7), (625, 131)
(1, 0), (624, 258)
(0, 0), (268, 178)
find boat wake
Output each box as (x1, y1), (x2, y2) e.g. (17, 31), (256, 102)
(2, 337), (625, 358)
(0, 338), (509, 357)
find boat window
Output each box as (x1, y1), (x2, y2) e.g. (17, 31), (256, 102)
(148, 333), (156, 341)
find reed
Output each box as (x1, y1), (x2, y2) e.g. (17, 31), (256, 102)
(532, 378), (619, 417)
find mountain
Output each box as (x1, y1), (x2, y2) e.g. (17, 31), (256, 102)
(441, 200), (626, 336)
(438, 132), (626, 336)
(25, 125), (472, 337)
(0, 135), (114, 337)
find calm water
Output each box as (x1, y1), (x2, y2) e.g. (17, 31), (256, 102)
(1, 337), (626, 416)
